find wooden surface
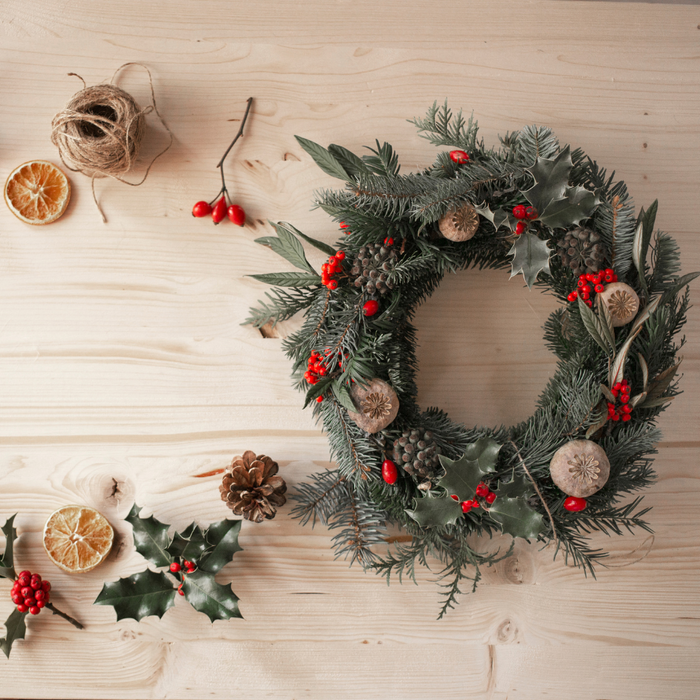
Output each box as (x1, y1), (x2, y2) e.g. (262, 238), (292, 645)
(0, 1), (699, 698)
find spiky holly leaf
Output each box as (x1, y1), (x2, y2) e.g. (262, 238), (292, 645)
(539, 186), (599, 229)
(181, 570), (242, 622)
(126, 504), (172, 568)
(406, 496), (462, 528)
(495, 473), (533, 499)
(94, 569), (176, 622)
(167, 523), (211, 563)
(523, 146), (572, 215)
(488, 495), (546, 540)
(0, 514), (18, 580)
(508, 233), (551, 289)
(475, 203), (509, 231)
(199, 519), (243, 574)
(438, 438), (501, 501)
(0, 609), (27, 659)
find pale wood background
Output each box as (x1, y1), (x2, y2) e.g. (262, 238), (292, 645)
(0, 1), (699, 698)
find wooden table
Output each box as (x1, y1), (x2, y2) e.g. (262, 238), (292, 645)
(0, 1), (698, 697)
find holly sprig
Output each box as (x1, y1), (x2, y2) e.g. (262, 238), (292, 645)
(1, 514), (84, 658)
(95, 505), (243, 623)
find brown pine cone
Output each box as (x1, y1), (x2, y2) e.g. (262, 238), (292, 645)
(219, 451), (287, 523)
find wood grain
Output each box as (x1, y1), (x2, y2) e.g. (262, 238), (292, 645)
(0, 1), (699, 698)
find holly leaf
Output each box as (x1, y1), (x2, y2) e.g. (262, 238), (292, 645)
(182, 570), (242, 622)
(295, 136), (351, 182)
(406, 496), (462, 528)
(475, 203), (509, 231)
(167, 523), (211, 563)
(488, 495), (546, 540)
(126, 504), (172, 568)
(508, 233), (551, 289)
(198, 520), (243, 574)
(523, 146), (572, 215)
(303, 376), (334, 408)
(494, 473), (533, 499)
(438, 438), (501, 501)
(249, 272), (322, 288)
(94, 569), (176, 622)
(0, 609), (27, 658)
(539, 186), (600, 229)
(0, 514), (18, 580)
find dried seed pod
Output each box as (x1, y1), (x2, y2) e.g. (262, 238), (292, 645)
(596, 282), (640, 327)
(549, 439), (610, 498)
(438, 203), (479, 242)
(346, 378), (399, 433)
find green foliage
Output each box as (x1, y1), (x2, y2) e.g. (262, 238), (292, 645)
(247, 101), (697, 615)
(97, 505), (244, 623)
(0, 608), (27, 659)
(0, 514), (18, 581)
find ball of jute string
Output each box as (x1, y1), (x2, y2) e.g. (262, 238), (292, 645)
(50, 63), (172, 223)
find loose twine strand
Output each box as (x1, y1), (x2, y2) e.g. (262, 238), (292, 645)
(50, 62), (173, 223)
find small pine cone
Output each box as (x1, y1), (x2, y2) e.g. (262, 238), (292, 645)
(351, 243), (398, 294)
(393, 427), (441, 485)
(557, 226), (608, 276)
(219, 450), (287, 523)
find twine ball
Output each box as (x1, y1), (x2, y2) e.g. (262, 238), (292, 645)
(50, 83), (147, 179)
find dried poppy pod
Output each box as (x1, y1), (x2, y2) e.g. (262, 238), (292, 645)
(550, 439), (610, 498)
(220, 450), (287, 522)
(596, 282), (640, 327)
(347, 378), (399, 433)
(438, 203), (479, 242)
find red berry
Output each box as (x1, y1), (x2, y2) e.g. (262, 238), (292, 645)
(580, 291), (590, 300)
(475, 484), (487, 497)
(472, 500), (480, 508)
(328, 280), (338, 291)
(18, 574), (30, 587)
(30, 580), (41, 591)
(525, 206), (538, 220)
(16, 605), (27, 613)
(363, 299), (379, 317)
(381, 459), (398, 484)
(620, 394), (630, 404)
(227, 204), (246, 226)
(19, 571), (31, 579)
(621, 404), (633, 414)
(512, 205), (527, 220)
(318, 367), (327, 376)
(36, 600), (46, 609)
(577, 278), (586, 288)
(486, 492), (496, 504)
(29, 606), (40, 615)
(622, 384), (631, 395)
(586, 300), (593, 307)
(24, 598), (36, 607)
(585, 273), (595, 282)
(563, 497), (587, 512)
(41, 581), (51, 592)
(20, 587), (31, 598)
(595, 284), (605, 293)
(450, 494), (459, 501)
(316, 395), (324, 403)
(335, 251), (346, 261)
(515, 221), (526, 235)
(35, 590), (46, 601)
(449, 150), (469, 164)
(178, 588), (185, 596)
(170, 562), (181, 573)
(567, 292), (578, 302)
(11, 595), (22, 605)
(582, 284), (592, 294)
(384, 237), (394, 246)
(211, 197), (227, 224)
(192, 201), (212, 218)
(339, 221), (349, 229)
(461, 501), (472, 513)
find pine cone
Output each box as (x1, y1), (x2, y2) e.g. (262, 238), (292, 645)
(557, 227), (607, 276)
(393, 427), (441, 486)
(349, 243), (398, 295)
(219, 451), (287, 523)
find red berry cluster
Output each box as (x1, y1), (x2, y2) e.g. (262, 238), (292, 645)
(321, 251), (346, 290)
(192, 198), (246, 226)
(170, 559), (197, 596)
(11, 571), (51, 615)
(563, 496), (587, 512)
(512, 205), (538, 235)
(451, 482), (497, 514)
(304, 351), (329, 386)
(449, 150), (470, 164)
(566, 268), (618, 307)
(607, 379), (633, 423)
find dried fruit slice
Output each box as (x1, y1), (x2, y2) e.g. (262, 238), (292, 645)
(43, 505), (114, 573)
(4, 160), (71, 225)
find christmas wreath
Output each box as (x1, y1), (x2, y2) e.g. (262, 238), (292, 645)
(247, 103), (697, 616)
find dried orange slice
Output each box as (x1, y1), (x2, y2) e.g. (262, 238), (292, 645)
(4, 160), (71, 225)
(43, 505), (114, 573)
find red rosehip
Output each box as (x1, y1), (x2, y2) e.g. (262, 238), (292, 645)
(512, 205), (527, 220)
(382, 459), (398, 484)
(515, 221), (526, 235)
(16, 604), (27, 613)
(170, 562), (181, 573)
(328, 279), (338, 291)
(486, 492), (496, 504)
(227, 204), (246, 226)
(315, 395), (324, 403)
(449, 149), (469, 164)
(211, 197), (227, 224)
(563, 497), (587, 512)
(363, 299), (379, 317)
(192, 201), (212, 218)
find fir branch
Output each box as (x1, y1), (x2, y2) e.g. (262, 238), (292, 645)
(409, 100), (480, 151)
